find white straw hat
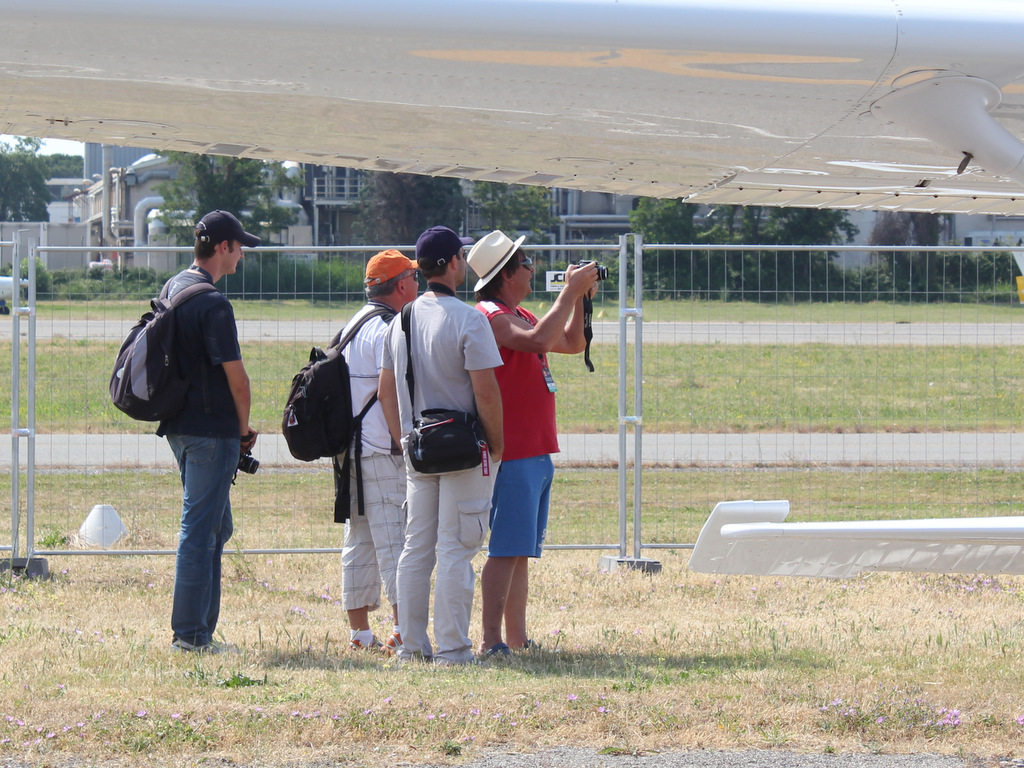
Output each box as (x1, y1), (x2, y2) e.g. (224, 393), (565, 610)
(467, 230), (526, 292)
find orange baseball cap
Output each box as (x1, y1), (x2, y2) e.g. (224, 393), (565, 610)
(364, 249), (417, 285)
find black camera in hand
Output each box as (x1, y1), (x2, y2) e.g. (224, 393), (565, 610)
(237, 451), (260, 474)
(575, 260), (609, 281)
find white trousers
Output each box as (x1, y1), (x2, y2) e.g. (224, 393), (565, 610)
(396, 458), (496, 664)
(340, 452), (407, 612)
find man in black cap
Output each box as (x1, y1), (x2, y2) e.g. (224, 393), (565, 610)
(159, 209), (259, 653)
(378, 225), (504, 666)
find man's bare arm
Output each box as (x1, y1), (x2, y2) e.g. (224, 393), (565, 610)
(377, 365), (403, 447)
(490, 262), (598, 355)
(468, 367), (504, 464)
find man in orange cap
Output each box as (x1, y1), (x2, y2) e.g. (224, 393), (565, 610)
(336, 249), (419, 652)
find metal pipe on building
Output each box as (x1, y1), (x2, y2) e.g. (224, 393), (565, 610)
(101, 145), (113, 263)
(132, 195), (164, 267)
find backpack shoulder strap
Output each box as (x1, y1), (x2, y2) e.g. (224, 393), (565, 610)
(401, 301), (415, 402)
(160, 280), (217, 306)
(158, 280), (218, 414)
(331, 304), (395, 351)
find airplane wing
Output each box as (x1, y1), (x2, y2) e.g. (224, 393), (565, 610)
(689, 500), (1024, 578)
(4, 0), (1024, 214)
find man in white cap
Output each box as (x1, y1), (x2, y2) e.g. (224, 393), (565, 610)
(337, 249), (419, 653)
(378, 226), (505, 666)
(468, 231), (598, 657)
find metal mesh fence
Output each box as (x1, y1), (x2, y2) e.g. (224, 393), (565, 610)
(4, 240), (1022, 561)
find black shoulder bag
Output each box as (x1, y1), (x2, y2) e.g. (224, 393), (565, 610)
(401, 301), (487, 475)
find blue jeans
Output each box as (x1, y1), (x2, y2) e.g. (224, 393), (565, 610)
(167, 434), (239, 646)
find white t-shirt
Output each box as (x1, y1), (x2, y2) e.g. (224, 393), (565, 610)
(341, 303), (396, 456)
(382, 293), (503, 437)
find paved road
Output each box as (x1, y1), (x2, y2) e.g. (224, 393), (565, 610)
(2, 319), (1021, 345)
(3, 432), (1022, 470)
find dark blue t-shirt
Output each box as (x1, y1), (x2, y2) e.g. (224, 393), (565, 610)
(156, 266), (243, 439)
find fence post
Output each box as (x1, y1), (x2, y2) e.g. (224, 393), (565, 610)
(2, 232), (48, 579)
(3, 237), (15, 569)
(599, 234), (660, 573)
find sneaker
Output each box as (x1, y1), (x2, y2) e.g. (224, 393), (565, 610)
(382, 631), (402, 657)
(171, 638), (239, 655)
(349, 635), (383, 651)
(207, 640), (240, 655)
(434, 655), (477, 667)
(394, 650), (433, 665)
(482, 642), (511, 658)
(170, 637), (204, 653)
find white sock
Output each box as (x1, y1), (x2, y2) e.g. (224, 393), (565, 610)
(351, 629), (374, 645)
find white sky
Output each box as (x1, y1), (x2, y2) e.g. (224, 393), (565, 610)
(0, 135), (84, 156)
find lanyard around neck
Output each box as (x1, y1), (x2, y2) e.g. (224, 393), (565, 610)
(427, 281), (455, 297)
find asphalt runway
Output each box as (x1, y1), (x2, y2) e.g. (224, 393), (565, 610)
(3, 432), (1022, 470)
(2, 319), (1020, 345)
(0, 746), (992, 768)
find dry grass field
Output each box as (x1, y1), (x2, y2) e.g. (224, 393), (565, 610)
(2, 547), (1023, 767)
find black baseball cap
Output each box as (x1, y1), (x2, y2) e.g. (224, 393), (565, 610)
(195, 210), (261, 248)
(415, 226), (465, 267)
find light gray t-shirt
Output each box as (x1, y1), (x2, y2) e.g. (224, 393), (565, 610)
(382, 293), (503, 436)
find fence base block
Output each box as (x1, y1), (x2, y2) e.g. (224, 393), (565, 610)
(598, 555), (661, 574)
(1, 557), (50, 580)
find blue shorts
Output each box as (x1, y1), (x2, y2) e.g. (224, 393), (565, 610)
(487, 454), (554, 558)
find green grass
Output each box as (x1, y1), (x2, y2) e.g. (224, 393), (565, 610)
(6, 338), (1022, 434)
(3, 535), (1023, 766)
(23, 467), (1024, 554)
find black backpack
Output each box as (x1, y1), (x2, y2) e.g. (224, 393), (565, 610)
(109, 281), (217, 422)
(281, 305), (394, 521)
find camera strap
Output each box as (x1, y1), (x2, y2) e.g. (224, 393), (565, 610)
(582, 294), (595, 372)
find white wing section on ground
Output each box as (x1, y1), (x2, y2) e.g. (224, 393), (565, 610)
(688, 500), (1024, 578)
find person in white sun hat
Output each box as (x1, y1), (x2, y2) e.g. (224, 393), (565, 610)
(468, 230), (598, 658)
